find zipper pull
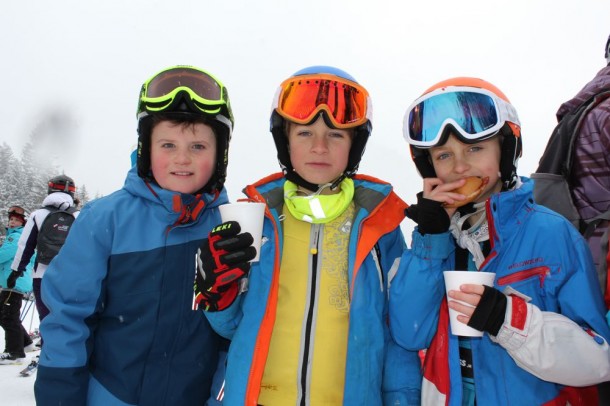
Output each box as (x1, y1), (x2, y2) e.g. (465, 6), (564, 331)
(310, 225), (320, 255)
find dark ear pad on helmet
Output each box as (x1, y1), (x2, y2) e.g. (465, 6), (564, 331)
(498, 124), (521, 190)
(136, 116), (154, 182)
(202, 119), (230, 194)
(344, 123), (371, 178)
(410, 146), (437, 179)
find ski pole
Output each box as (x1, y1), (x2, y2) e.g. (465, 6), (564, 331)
(28, 295), (35, 333)
(20, 292), (34, 322)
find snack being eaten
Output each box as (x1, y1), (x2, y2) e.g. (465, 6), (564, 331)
(443, 176), (490, 208)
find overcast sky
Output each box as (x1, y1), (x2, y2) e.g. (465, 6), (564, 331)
(2, 1), (609, 236)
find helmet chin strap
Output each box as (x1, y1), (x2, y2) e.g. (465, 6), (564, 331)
(285, 170), (321, 193)
(287, 170), (347, 195)
(329, 173), (347, 191)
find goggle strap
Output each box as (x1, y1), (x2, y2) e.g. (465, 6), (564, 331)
(497, 98), (520, 127)
(214, 114), (233, 132)
(49, 182), (76, 192)
(365, 97), (373, 123)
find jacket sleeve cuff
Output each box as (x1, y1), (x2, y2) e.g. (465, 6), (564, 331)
(489, 287), (532, 351)
(411, 230), (454, 259)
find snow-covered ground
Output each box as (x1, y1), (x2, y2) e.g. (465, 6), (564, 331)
(0, 295), (39, 405)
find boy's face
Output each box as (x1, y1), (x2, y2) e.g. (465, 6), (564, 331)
(287, 116), (352, 192)
(429, 133), (502, 203)
(150, 121), (217, 194)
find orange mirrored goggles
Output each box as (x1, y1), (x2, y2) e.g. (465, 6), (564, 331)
(274, 73), (371, 129)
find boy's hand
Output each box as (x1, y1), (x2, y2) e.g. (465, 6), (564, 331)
(422, 178), (467, 217)
(194, 221), (256, 311)
(448, 284), (507, 336)
(405, 192), (450, 234)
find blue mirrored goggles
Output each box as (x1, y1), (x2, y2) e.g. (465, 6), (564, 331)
(403, 87), (519, 148)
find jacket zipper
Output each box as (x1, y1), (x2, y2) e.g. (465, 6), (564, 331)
(298, 224), (321, 406)
(497, 266), (550, 288)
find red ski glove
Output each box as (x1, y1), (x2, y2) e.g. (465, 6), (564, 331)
(194, 221), (256, 311)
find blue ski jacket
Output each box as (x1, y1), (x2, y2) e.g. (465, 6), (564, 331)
(34, 167), (228, 406)
(206, 173), (426, 406)
(0, 226), (33, 294)
(390, 177), (610, 405)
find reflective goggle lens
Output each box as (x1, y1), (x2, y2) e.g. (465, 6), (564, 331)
(139, 67), (228, 116)
(277, 74), (369, 128)
(8, 207), (25, 217)
(49, 182), (76, 193)
(406, 91), (502, 147)
(144, 67), (222, 101)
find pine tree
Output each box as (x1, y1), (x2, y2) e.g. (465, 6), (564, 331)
(75, 184), (91, 208)
(1, 110), (90, 239)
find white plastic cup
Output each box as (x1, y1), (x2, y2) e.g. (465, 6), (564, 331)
(219, 202), (266, 262)
(443, 270), (496, 337)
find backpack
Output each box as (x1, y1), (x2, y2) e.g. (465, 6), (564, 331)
(531, 89), (610, 306)
(36, 205), (77, 265)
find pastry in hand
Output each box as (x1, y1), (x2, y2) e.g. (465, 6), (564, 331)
(443, 176), (490, 208)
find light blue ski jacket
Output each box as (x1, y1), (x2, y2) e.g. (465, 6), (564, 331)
(0, 226), (33, 293)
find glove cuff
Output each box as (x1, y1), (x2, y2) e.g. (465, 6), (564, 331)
(201, 282), (240, 312)
(467, 285), (507, 336)
(415, 193), (450, 235)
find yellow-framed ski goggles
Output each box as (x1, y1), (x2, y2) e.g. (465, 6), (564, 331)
(137, 66), (230, 118)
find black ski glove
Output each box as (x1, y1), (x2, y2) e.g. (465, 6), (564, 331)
(7, 270), (23, 289)
(405, 192), (451, 235)
(193, 221), (256, 312)
(467, 285), (507, 336)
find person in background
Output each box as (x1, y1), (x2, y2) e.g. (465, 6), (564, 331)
(555, 32), (610, 406)
(11, 174), (80, 346)
(33, 65), (233, 405)
(0, 206), (35, 364)
(392, 77), (610, 405)
(196, 66), (424, 405)
(556, 34), (610, 307)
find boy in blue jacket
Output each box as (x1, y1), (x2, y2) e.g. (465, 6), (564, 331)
(194, 66), (425, 405)
(34, 66), (234, 406)
(391, 77), (610, 405)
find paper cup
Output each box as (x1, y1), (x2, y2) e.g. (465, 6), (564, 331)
(443, 270), (496, 337)
(219, 202), (266, 262)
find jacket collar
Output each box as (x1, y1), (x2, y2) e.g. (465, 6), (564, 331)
(123, 166), (228, 223)
(487, 176), (534, 243)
